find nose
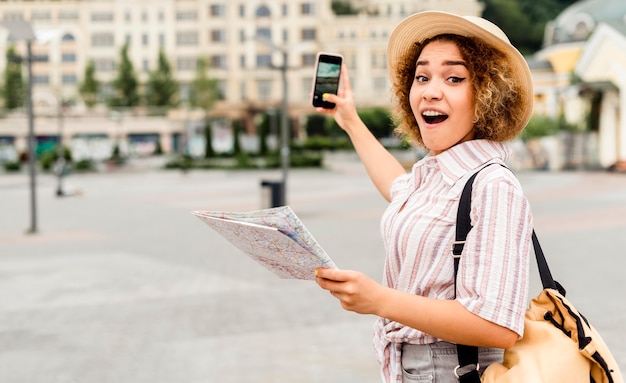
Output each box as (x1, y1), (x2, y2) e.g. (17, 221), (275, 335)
(422, 80), (442, 101)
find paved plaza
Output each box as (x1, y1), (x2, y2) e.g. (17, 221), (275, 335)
(1, 155), (625, 382)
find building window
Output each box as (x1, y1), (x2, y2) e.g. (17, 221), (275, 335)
(32, 54), (49, 62)
(3, 12), (23, 21)
(142, 34), (149, 46)
(143, 59), (149, 72)
(177, 57), (197, 71)
(125, 11), (131, 23)
(94, 58), (116, 72)
(256, 28), (271, 40)
(62, 53), (76, 62)
(256, 5), (271, 17)
(256, 54), (272, 68)
(301, 28), (315, 41)
(301, 3), (314, 15)
(91, 12), (114, 22)
(32, 75), (50, 84)
(125, 34), (131, 46)
(158, 11), (164, 22)
(282, 3), (288, 16)
(240, 80), (247, 101)
(210, 55), (227, 69)
(92, 33), (115, 47)
(257, 80), (271, 101)
(210, 29), (226, 43)
(282, 29), (288, 43)
(176, 10), (197, 20)
(301, 53), (315, 67)
(31, 11), (51, 21)
(209, 4), (225, 17)
(239, 29), (246, 43)
(61, 33), (75, 42)
(240, 54), (246, 69)
(58, 10), (78, 21)
(62, 74), (77, 84)
(159, 34), (165, 47)
(217, 80), (226, 100)
(141, 11), (148, 22)
(239, 4), (245, 17)
(176, 32), (198, 46)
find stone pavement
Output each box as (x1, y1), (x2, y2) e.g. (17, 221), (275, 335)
(0, 156), (625, 382)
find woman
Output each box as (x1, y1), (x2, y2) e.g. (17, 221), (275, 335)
(314, 11), (534, 383)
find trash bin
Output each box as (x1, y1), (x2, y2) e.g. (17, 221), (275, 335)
(260, 180), (284, 208)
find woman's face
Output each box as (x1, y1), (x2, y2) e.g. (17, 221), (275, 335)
(409, 40), (475, 155)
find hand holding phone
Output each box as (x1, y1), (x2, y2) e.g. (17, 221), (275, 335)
(311, 53), (343, 109)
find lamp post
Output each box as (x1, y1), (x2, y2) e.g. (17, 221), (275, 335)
(254, 36), (290, 206)
(3, 20), (37, 233)
(55, 96), (66, 197)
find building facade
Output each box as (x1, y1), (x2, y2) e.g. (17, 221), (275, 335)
(529, 0), (626, 169)
(0, 0), (484, 159)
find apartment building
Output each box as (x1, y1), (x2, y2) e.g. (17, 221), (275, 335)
(0, 0), (483, 157)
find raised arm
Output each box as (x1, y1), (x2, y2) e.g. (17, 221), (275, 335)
(315, 65), (406, 201)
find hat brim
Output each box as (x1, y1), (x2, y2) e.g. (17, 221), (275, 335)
(387, 11), (533, 136)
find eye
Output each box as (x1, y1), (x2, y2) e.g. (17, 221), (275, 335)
(448, 76), (466, 84)
(415, 75), (428, 83)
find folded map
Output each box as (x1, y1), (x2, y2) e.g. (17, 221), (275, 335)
(192, 206), (336, 280)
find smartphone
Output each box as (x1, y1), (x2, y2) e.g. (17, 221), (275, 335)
(311, 53), (343, 109)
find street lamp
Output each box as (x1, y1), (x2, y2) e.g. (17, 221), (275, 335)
(254, 35), (290, 206)
(3, 20), (37, 233)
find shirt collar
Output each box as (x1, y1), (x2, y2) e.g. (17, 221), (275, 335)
(414, 140), (511, 186)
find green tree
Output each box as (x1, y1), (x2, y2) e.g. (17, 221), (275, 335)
(189, 57), (219, 110)
(331, 1), (359, 15)
(482, 0), (579, 54)
(3, 45), (25, 110)
(359, 107), (394, 139)
(305, 114), (328, 137)
(79, 60), (99, 108)
(189, 57), (219, 158)
(145, 49), (178, 107)
(108, 43), (140, 108)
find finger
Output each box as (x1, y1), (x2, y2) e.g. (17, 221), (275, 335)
(315, 267), (352, 282)
(322, 93), (340, 104)
(339, 64), (351, 93)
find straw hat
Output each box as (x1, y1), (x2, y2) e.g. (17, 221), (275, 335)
(387, 11), (534, 135)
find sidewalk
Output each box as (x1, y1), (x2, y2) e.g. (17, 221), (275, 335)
(1, 163), (625, 382)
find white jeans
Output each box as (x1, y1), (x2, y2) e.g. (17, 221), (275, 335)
(401, 342), (503, 383)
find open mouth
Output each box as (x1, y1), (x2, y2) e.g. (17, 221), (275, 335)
(422, 111), (448, 124)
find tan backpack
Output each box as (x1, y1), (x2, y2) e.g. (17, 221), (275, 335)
(453, 167), (623, 383)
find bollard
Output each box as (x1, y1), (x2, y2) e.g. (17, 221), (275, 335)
(260, 180), (285, 208)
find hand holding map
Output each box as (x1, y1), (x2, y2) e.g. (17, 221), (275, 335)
(192, 206), (336, 280)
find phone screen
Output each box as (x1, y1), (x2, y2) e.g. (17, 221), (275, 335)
(312, 54), (342, 108)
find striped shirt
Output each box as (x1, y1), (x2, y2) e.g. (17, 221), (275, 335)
(373, 139), (532, 382)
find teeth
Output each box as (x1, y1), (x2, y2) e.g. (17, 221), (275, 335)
(423, 110), (444, 116)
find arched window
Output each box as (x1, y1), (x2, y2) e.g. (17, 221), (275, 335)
(61, 33), (75, 42)
(256, 5), (271, 18)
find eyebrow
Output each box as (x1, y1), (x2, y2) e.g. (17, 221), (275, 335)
(416, 60), (467, 68)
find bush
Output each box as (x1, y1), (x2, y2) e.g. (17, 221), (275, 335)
(3, 161), (20, 172)
(74, 159), (94, 171)
(522, 115), (559, 141)
(39, 150), (56, 171)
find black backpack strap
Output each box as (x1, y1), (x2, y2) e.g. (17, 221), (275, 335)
(452, 167), (486, 383)
(453, 164), (561, 382)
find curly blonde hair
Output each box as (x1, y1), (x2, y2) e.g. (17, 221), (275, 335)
(391, 34), (526, 146)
